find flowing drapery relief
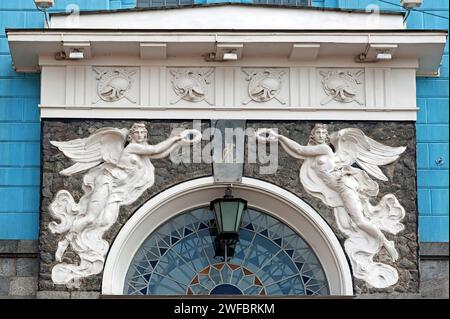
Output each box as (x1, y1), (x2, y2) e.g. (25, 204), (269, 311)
(256, 124), (406, 288)
(49, 123), (202, 288)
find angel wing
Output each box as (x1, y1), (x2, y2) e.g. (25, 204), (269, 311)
(50, 127), (128, 176)
(330, 128), (406, 181)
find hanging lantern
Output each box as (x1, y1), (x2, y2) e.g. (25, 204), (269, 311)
(210, 187), (247, 259)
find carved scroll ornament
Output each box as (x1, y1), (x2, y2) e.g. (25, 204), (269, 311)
(48, 123), (202, 288)
(257, 124), (406, 289)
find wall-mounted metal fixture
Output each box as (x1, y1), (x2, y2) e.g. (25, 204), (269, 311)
(401, 0), (422, 23)
(401, 0), (422, 9)
(355, 43), (398, 63)
(435, 156), (445, 166)
(204, 43), (243, 62)
(210, 187), (247, 260)
(68, 49), (84, 60)
(34, 0), (54, 28)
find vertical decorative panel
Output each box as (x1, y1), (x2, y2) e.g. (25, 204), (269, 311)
(289, 67), (299, 107)
(159, 66), (166, 106)
(150, 67), (160, 106)
(84, 66), (92, 106)
(65, 66), (75, 105)
(140, 66), (150, 106)
(215, 67), (225, 107)
(75, 67), (85, 105)
(224, 67), (235, 107)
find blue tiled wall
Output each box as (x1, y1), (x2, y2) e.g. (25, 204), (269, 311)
(1, 0), (448, 242)
(0, 0), (136, 239)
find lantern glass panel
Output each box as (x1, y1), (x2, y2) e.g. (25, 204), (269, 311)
(213, 202), (223, 233)
(220, 201), (239, 233)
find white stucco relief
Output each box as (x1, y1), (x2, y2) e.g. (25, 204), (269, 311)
(93, 68), (138, 104)
(169, 68), (214, 105)
(319, 69), (364, 106)
(48, 123), (202, 288)
(257, 124), (406, 288)
(243, 69), (286, 105)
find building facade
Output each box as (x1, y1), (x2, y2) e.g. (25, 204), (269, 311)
(0, 0), (448, 299)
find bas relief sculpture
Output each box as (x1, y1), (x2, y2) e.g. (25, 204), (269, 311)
(243, 69), (286, 105)
(169, 68), (214, 105)
(319, 70), (364, 105)
(94, 68), (137, 104)
(257, 124), (406, 288)
(49, 123), (202, 288)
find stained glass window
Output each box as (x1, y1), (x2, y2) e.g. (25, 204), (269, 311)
(124, 207), (329, 295)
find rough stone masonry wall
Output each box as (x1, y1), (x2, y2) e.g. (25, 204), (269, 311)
(39, 119), (420, 296)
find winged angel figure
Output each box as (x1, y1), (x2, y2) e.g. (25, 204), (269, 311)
(257, 124), (406, 288)
(49, 123), (202, 288)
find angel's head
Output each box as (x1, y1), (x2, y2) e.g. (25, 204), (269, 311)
(308, 124), (330, 145)
(128, 123), (148, 144)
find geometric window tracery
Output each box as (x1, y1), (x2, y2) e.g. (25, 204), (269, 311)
(124, 207), (329, 296)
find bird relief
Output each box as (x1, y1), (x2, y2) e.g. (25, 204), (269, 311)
(169, 68), (214, 105)
(319, 69), (364, 106)
(93, 68), (137, 104)
(243, 69), (286, 105)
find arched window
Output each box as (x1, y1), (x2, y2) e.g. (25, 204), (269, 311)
(124, 206), (329, 295)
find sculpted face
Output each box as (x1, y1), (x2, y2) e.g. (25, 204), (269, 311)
(129, 126), (148, 144)
(313, 128), (328, 145)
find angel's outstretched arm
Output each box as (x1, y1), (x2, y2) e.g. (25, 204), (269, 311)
(127, 135), (183, 158)
(278, 135), (332, 159)
(128, 129), (202, 159)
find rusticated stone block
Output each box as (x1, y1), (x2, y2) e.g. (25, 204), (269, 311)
(71, 291), (100, 299)
(16, 258), (39, 277)
(9, 277), (37, 296)
(36, 291), (70, 299)
(0, 277), (10, 296)
(0, 259), (15, 277)
(0, 241), (18, 254)
(420, 259), (449, 299)
(17, 240), (38, 254)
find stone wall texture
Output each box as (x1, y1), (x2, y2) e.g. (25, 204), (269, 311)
(0, 240), (39, 299)
(39, 119), (421, 296)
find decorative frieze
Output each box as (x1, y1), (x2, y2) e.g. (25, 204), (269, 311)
(39, 64), (417, 120)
